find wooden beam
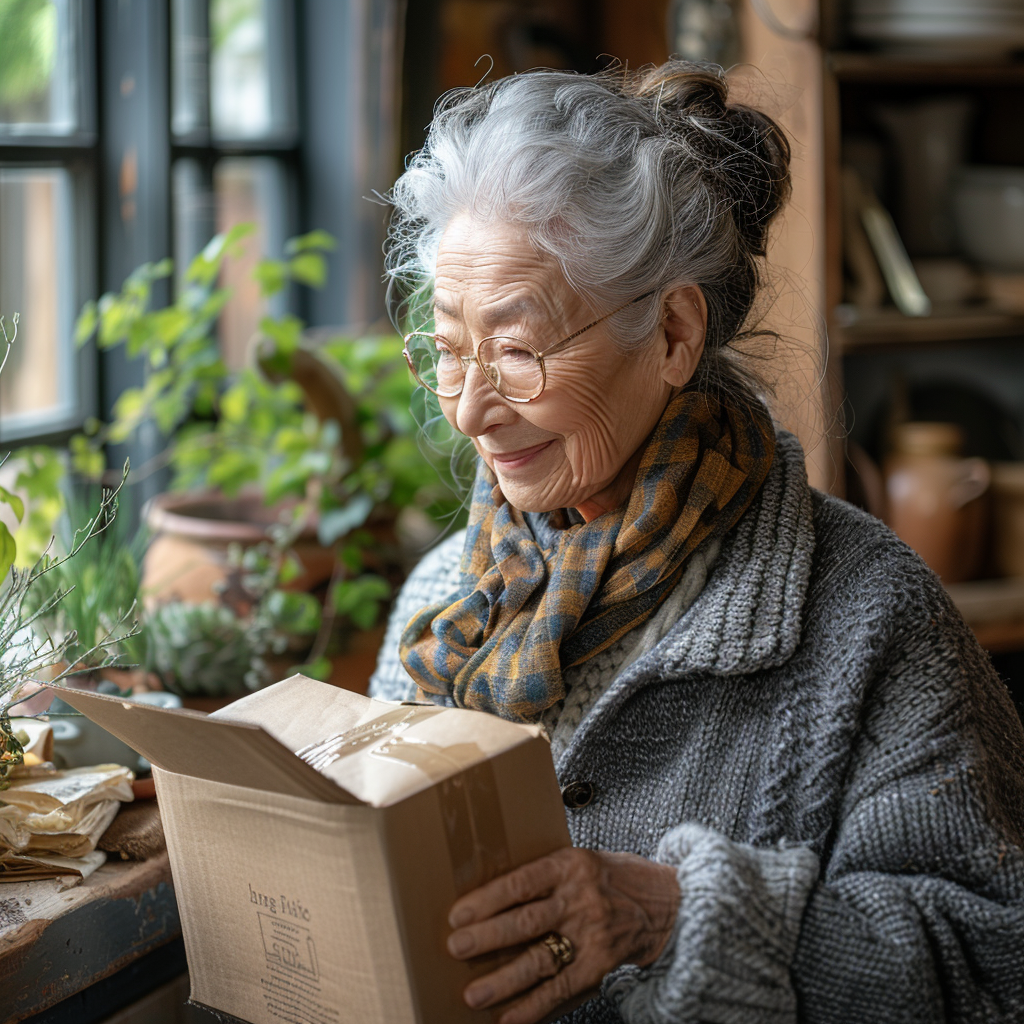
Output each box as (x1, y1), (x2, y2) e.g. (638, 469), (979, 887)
(735, 0), (842, 494)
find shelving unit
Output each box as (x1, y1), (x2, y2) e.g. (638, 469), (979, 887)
(946, 578), (1024, 653)
(819, 4), (1024, 662)
(827, 52), (1024, 86)
(835, 308), (1024, 352)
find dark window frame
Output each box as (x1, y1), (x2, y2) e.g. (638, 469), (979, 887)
(1, 0), (401, 462)
(0, 0), (99, 446)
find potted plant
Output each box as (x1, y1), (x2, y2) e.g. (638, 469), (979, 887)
(0, 312), (141, 782)
(71, 227), (463, 686)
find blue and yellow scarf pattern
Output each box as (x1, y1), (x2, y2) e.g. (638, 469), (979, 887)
(399, 391), (776, 722)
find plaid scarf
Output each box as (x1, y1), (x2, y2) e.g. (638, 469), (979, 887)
(399, 392), (776, 722)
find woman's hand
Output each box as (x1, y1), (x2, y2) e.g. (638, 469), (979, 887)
(446, 848), (680, 1024)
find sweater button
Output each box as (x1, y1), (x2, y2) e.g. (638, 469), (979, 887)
(561, 781), (595, 808)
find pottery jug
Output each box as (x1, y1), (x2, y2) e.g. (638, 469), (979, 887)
(883, 422), (990, 583)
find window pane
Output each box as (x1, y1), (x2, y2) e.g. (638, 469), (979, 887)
(0, 0), (78, 134)
(172, 0), (210, 139)
(173, 158), (215, 294)
(213, 157), (288, 369)
(0, 168), (74, 434)
(209, 0), (295, 143)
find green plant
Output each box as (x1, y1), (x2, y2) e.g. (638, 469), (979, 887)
(23, 487), (147, 670)
(129, 601), (276, 697)
(126, 535), (325, 695)
(0, 467), (137, 787)
(0, 314), (24, 579)
(0, 315), (139, 786)
(71, 225), (462, 639)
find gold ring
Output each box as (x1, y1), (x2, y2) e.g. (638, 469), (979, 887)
(541, 932), (575, 971)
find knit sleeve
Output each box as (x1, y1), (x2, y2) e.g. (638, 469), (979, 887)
(368, 530), (467, 702)
(606, 558), (1024, 1023)
(785, 590), (1024, 1022)
(603, 827), (820, 1023)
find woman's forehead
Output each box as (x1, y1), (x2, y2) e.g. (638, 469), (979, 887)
(434, 215), (578, 327)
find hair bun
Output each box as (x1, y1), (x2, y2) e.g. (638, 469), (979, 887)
(715, 104), (792, 256)
(631, 62), (729, 120)
(626, 61), (791, 256)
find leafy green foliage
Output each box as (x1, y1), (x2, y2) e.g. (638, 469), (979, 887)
(23, 487), (147, 670)
(10, 445), (65, 567)
(0, 312), (141, 785)
(128, 601), (274, 697)
(125, 537), (323, 697)
(0, 464), (140, 787)
(331, 574), (391, 631)
(72, 225), (463, 644)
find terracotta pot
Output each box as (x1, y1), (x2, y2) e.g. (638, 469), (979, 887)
(883, 422), (990, 583)
(142, 490), (335, 605)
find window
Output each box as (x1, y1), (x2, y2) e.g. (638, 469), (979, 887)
(0, 0), (399, 446)
(0, 0), (95, 442)
(172, 0), (298, 369)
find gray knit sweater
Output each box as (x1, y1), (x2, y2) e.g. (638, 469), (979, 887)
(370, 433), (1024, 1023)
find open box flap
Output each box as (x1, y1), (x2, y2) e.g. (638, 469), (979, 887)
(213, 675), (550, 808)
(48, 687), (358, 804)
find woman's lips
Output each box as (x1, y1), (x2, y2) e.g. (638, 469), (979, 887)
(488, 440), (554, 470)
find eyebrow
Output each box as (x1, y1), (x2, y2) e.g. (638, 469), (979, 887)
(433, 295), (540, 333)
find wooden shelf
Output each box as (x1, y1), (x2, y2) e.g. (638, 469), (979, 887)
(946, 577), (1024, 653)
(827, 52), (1024, 86)
(834, 307), (1024, 352)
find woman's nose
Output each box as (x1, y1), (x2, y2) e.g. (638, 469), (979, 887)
(455, 362), (504, 437)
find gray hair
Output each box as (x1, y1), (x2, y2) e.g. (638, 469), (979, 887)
(385, 61), (792, 409)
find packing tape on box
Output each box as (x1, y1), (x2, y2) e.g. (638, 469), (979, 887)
(296, 706), (442, 773)
(297, 706), (511, 895)
(436, 762), (512, 895)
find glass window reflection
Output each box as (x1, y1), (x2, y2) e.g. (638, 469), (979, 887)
(210, 0), (295, 143)
(0, 168), (74, 432)
(0, 0), (78, 134)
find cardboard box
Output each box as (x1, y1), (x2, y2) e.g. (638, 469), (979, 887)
(58, 675), (571, 1024)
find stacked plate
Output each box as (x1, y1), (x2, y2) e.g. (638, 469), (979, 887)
(850, 0), (1024, 55)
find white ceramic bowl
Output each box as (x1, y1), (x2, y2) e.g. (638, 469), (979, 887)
(849, 0), (1024, 53)
(953, 167), (1024, 272)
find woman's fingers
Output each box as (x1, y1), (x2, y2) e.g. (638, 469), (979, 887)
(449, 852), (565, 928)
(448, 849), (681, 1024)
(447, 895), (560, 958)
(462, 934), (566, 1009)
(495, 964), (588, 1024)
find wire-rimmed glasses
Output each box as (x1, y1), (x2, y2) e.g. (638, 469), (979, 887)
(402, 291), (655, 404)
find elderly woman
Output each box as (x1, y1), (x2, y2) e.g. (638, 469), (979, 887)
(370, 62), (1024, 1024)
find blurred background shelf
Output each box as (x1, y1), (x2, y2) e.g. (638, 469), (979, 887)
(946, 577), (1024, 653)
(828, 53), (1024, 85)
(835, 307), (1024, 352)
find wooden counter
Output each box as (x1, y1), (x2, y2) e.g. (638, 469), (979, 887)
(0, 855), (182, 1023)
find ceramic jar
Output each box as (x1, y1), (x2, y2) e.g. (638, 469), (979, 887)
(883, 422), (990, 583)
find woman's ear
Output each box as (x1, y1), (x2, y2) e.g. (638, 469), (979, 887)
(660, 285), (706, 388)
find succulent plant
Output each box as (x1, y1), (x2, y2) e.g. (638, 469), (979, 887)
(133, 600), (283, 697)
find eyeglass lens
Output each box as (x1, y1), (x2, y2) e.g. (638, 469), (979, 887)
(405, 333), (546, 401)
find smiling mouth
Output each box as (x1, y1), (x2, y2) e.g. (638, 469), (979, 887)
(488, 440), (554, 469)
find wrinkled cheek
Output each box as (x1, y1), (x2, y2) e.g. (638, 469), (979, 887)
(562, 427), (623, 486)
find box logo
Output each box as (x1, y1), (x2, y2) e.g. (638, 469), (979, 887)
(258, 912), (320, 981)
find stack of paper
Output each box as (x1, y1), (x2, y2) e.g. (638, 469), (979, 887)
(0, 764), (134, 883)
